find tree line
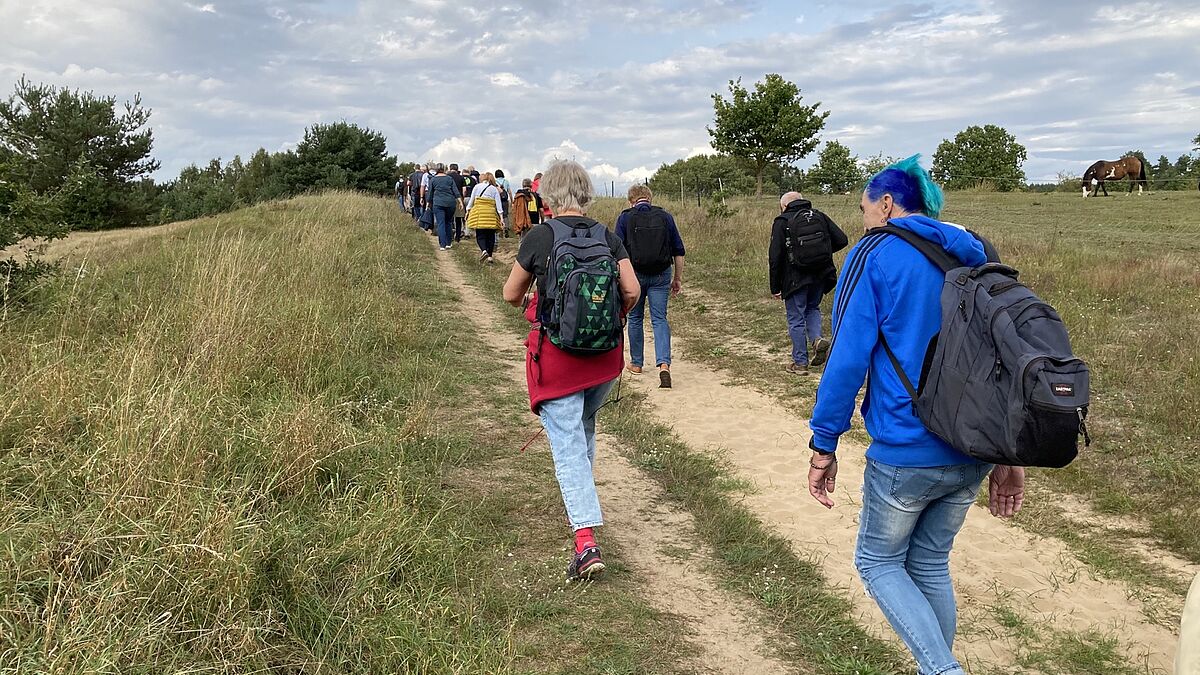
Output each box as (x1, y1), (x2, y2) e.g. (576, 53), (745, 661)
(5, 73), (1199, 294)
(655, 74), (1200, 200)
(1, 78), (404, 291)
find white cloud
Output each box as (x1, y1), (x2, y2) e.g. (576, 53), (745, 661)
(0, 0), (1196, 187)
(490, 72), (527, 88)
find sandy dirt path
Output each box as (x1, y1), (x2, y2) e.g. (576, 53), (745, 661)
(626, 330), (1181, 672)
(428, 243), (800, 675)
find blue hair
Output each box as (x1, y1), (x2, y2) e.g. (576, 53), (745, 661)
(865, 154), (944, 219)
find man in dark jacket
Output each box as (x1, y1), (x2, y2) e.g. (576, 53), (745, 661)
(769, 191), (848, 375)
(408, 164), (426, 223)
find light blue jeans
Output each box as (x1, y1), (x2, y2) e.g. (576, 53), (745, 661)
(627, 267), (673, 368)
(855, 458), (992, 675)
(784, 284), (823, 366)
(537, 379), (616, 530)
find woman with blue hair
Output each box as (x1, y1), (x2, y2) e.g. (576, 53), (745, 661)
(806, 155), (1026, 675)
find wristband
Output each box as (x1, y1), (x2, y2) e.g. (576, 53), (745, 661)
(809, 437), (834, 455)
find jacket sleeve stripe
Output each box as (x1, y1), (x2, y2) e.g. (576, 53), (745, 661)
(831, 234), (885, 343)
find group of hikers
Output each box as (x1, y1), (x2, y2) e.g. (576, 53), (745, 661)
(395, 163), (547, 262)
(402, 157), (1193, 674)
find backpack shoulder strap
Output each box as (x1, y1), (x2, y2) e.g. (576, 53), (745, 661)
(545, 218), (572, 241)
(871, 225), (960, 273)
(969, 229), (1002, 263)
(585, 220), (609, 240)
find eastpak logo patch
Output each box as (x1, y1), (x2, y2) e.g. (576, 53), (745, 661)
(1052, 383), (1075, 397)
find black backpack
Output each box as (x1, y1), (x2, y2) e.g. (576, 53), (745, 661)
(539, 219), (623, 355)
(624, 206), (673, 275)
(784, 208), (833, 268)
(872, 226), (1090, 467)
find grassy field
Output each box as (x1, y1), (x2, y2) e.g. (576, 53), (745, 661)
(587, 190), (1200, 568)
(0, 194), (696, 673)
(3, 189), (1191, 673)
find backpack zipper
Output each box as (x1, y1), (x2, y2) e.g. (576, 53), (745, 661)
(1077, 407), (1091, 446)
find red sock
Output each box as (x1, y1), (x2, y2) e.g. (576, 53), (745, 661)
(574, 527), (596, 554)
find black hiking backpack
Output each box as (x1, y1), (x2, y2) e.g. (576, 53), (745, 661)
(784, 209), (833, 268)
(539, 219), (624, 355)
(624, 206), (674, 275)
(872, 226), (1091, 468)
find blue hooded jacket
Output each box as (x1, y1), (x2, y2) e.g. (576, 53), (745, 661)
(809, 215), (988, 467)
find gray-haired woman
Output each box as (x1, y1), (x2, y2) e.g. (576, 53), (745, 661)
(502, 160), (640, 580)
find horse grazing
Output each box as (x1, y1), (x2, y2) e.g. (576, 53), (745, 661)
(1081, 156), (1148, 197)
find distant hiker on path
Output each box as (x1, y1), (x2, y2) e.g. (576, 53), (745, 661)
(511, 178), (545, 237)
(494, 169), (513, 236)
(408, 163), (425, 223)
(615, 184), (685, 388)
(466, 171), (504, 263)
(501, 160), (640, 580)
(806, 156), (1026, 675)
(427, 163), (464, 251)
(769, 191), (847, 375)
(449, 163), (467, 242)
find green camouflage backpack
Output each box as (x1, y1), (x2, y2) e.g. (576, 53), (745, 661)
(539, 218), (623, 354)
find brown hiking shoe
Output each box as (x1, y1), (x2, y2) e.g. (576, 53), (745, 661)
(810, 338), (831, 368)
(626, 364), (643, 374)
(786, 363), (809, 376)
(659, 367), (672, 389)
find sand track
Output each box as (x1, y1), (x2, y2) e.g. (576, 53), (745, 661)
(626, 330), (1181, 671)
(429, 242), (799, 675)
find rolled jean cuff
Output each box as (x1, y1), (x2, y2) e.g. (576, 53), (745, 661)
(572, 520), (603, 531)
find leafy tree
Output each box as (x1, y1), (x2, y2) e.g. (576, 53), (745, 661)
(157, 159), (236, 223)
(708, 74), (828, 196)
(1193, 133), (1200, 151)
(286, 122), (397, 194)
(0, 158), (79, 300)
(931, 124), (1027, 191)
(648, 154), (756, 199)
(860, 152), (898, 179)
(805, 141), (864, 194)
(1151, 154), (1179, 190)
(0, 77), (159, 230)
(236, 148), (293, 204)
(396, 161), (418, 182)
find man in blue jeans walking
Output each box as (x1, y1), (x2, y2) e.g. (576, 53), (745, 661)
(426, 163), (464, 251)
(769, 192), (847, 375)
(615, 185), (685, 388)
(807, 156), (1026, 675)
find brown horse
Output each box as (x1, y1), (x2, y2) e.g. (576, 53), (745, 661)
(1081, 156), (1148, 197)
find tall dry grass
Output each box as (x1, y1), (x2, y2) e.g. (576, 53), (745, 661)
(0, 194), (516, 671)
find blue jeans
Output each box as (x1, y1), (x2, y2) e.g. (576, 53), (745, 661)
(855, 459), (992, 675)
(627, 267), (673, 367)
(432, 204), (456, 248)
(784, 284), (823, 366)
(537, 380), (616, 530)
(411, 202), (423, 223)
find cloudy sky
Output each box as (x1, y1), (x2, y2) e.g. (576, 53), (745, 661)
(2, 0), (1198, 188)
